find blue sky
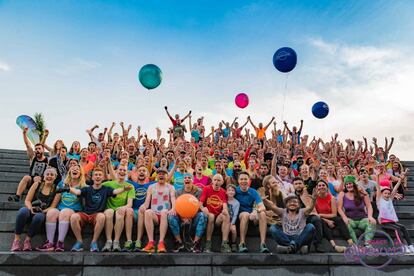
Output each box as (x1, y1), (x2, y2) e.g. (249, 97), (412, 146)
(1, 0), (414, 159)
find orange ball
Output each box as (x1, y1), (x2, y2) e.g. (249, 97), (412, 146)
(175, 194), (200, 219)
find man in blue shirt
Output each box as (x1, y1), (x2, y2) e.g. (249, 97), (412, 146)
(126, 165), (156, 251)
(235, 172), (269, 253)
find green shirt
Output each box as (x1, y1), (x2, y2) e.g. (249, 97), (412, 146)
(103, 180), (135, 210)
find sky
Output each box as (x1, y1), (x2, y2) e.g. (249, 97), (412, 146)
(1, 0), (414, 159)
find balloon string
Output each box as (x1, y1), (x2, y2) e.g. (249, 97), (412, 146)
(281, 73), (289, 122)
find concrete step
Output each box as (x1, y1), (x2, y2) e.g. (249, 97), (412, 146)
(394, 200), (414, 206)
(0, 153), (29, 161)
(0, 159), (29, 166)
(0, 165), (29, 174)
(0, 172), (25, 182)
(395, 206), (414, 212)
(0, 182), (20, 194)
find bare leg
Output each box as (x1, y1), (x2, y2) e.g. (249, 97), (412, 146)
(206, 213), (215, 241)
(136, 208), (145, 242)
(239, 212), (249, 244)
(145, 209), (158, 242)
(258, 212), (267, 244)
(92, 213), (106, 243)
(16, 175), (31, 197)
(70, 213), (83, 242)
(114, 208), (126, 242)
(124, 208), (134, 241)
(159, 210), (168, 242)
(104, 209), (114, 241)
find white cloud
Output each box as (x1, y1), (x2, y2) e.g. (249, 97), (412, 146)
(55, 58), (101, 76)
(0, 61), (10, 72)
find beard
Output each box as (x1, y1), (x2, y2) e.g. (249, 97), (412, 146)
(295, 188), (303, 194)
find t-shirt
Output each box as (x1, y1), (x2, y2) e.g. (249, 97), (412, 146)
(129, 180), (156, 210)
(281, 208), (307, 235)
(235, 187), (262, 213)
(223, 128), (231, 138)
(304, 178), (317, 194)
(357, 180), (377, 202)
(80, 185), (115, 214)
(56, 181), (82, 212)
(112, 161), (134, 171)
(227, 198), (240, 225)
(172, 171), (186, 191)
(103, 181), (135, 210)
(203, 168), (213, 177)
(256, 127), (267, 139)
(67, 153), (80, 160)
(250, 177), (264, 190)
(193, 175), (211, 188)
(176, 185), (202, 199)
(200, 185), (227, 216)
(191, 130), (200, 143)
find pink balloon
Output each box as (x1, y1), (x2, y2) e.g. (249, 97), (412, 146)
(235, 93), (249, 109)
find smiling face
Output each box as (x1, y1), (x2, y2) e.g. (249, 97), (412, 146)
(117, 165), (128, 181)
(226, 186), (236, 198)
(293, 179), (304, 193)
(286, 198), (300, 211)
(238, 173), (249, 191)
(137, 166), (148, 181)
(317, 181), (327, 195)
(184, 175), (193, 186)
(345, 182), (354, 192)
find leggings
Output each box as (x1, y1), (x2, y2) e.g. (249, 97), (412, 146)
(321, 216), (351, 241)
(15, 207), (46, 238)
(347, 218), (375, 243)
(382, 222), (412, 245)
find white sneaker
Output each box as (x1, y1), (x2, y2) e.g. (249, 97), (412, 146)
(404, 245), (414, 255)
(409, 245), (414, 254)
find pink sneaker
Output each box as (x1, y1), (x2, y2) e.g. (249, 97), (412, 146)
(11, 240), (21, 252)
(22, 240), (32, 251)
(55, 241), (65, 252)
(36, 241), (55, 252)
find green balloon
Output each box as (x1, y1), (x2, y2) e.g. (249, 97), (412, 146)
(138, 64), (162, 90)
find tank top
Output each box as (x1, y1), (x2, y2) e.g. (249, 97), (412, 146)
(378, 197), (398, 223)
(29, 157), (48, 177)
(151, 183), (171, 214)
(34, 182), (56, 208)
(378, 173), (391, 188)
(343, 194), (367, 220)
(316, 193), (333, 214)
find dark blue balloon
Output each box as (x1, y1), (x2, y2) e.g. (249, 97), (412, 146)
(273, 47), (297, 73)
(312, 101), (329, 119)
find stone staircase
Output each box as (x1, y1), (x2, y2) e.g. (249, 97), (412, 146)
(0, 149), (413, 275)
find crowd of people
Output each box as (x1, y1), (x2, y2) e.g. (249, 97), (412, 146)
(8, 106), (413, 254)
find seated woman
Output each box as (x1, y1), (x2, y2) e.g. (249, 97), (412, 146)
(337, 175), (376, 246)
(376, 169), (414, 253)
(11, 168), (57, 251)
(258, 175), (285, 226)
(315, 179), (353, 253)
(36, 164), (86, 251)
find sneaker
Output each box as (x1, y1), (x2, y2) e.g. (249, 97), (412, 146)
(123, 240), (134, 252)
(36, 241), (55, 252)
(112, 241), (121, 252)
(204, 240), (212, 253)
(192, 240), (202, 253)
(55, 241), (65, 252)
(11, 240), (21, 252)
(133, 240), (142, 252)
(238, 243), (248, 253)
(22, 240), (32, 251)
(276, 245), (292, 254)
(172, 240), (185, 253)
(102, 240), (113, 252)
(8, 195), (20, 202)
(231, 243), (238, 252)
(221, 241), (232, 253)
(300, 245), (309, 254)
(333, 245), (346, 253)
(157, 241), (167, 253)
(409, 245), (414, 254)
(90, 242), (99, 252)
(71, 241), (83, 252)
(260, 243), (270, 253)
(142, 241), (156, 253)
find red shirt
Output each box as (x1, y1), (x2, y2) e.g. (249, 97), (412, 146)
(316, 193), (333, 215)
(200, 185), (227, 216)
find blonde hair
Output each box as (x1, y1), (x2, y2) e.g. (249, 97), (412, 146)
(64, 164), (86, 188)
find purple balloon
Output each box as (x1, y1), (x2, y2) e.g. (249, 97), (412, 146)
(235, 93), (249, 109)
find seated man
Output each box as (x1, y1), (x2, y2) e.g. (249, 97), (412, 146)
(236, 172), (269, 253)
(265, 192), (317, 254)
(140, 168), (176, 253)
(126, 165), (156, 252)
(200, 174), (231, 253)
(102, 165), (135, 252)
(168, 174), (206, 253)
(62, 167), (132, 252)
(9, 128), (48, 202)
